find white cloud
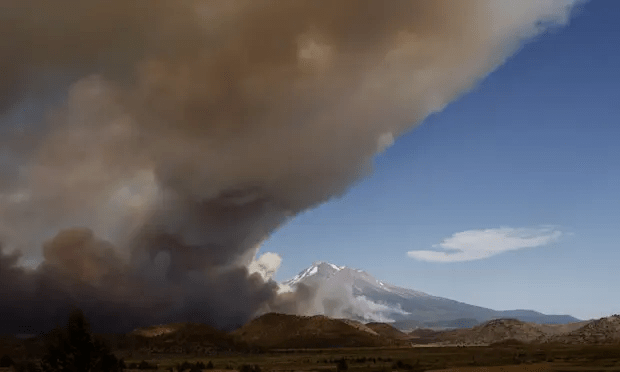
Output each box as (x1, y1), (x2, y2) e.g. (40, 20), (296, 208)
(248, 252), (282, 280)
(408, 227), (562, 263)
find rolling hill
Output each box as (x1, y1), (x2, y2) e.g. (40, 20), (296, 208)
(231, 313), (391, 349)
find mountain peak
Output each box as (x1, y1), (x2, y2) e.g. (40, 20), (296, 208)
(285, 261), (347, 286)
(312, 261), (346, 272)
(284, 261), (423, 296)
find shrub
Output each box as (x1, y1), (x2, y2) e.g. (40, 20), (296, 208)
(138, 360), (157, 369)
(336, 358), (348, 371)
(177, 361), (193, 371)
(239, 364), (261, 372)
(391, 360), (417, 371)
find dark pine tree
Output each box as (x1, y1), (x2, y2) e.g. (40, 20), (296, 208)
(0, 354), (15, 367)
(40, 308), (123, 372)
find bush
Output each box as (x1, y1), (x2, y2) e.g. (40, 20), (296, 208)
(239, 364), (261, 372)
(0, 354), (15, 367)
(336, 358), (348, 371)
(391, 360), (418, 371)
(189, 364), (202, 372)
(138, 360), (157, 369)
(177, 361), (192, 371)
(186, 361), (207, 372)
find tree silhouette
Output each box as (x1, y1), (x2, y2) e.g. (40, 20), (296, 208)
(336, 358), (348, 372)
(0, 354), (15, 367)
(40, 308), (123, 372)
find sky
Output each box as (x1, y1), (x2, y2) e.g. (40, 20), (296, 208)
(0, 0), (616, 333)
(266, 0), (620, 321)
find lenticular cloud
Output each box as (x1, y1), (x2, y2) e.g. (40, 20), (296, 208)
(408, 227), (563, 262)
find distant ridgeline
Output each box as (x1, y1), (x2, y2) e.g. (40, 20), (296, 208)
(282, 262), (580, 331)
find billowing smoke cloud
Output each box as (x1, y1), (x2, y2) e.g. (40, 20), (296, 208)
(0, 0), (580, 333)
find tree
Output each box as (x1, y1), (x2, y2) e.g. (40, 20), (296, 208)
(336, 358), (348, 372)
(0, 354), (15, 367)
(40, 308), (124, 372)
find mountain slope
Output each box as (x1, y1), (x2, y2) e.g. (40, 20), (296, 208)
(365, 322), (409, 341)
(282, 261), (580, 330)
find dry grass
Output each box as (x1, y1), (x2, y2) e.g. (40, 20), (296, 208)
(428, 364), (553, 372)
(4, 335), (620, 371)
(114, 343), (620, 372)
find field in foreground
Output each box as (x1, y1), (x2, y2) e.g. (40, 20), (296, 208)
(3, 314), (620, 371)
(2, 343), (620, 371)
(106, 344), (620, 372)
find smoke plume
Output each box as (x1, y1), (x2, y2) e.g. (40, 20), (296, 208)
(0, 0), (579, 333)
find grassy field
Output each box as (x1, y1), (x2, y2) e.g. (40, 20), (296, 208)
(113, 343), (620, 372)
(2, 343), (619, 371)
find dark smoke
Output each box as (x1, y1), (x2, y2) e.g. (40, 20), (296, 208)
(0, 0), (579, 333)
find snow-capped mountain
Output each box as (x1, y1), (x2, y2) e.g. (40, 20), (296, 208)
(284, 261), (429, 298)
(282, 262), (580, 330)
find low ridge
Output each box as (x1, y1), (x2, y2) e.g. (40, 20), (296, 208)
(548, 315), (620, 344)
(231, 313), (390, 349)
(365, 322), (409, 341)
(440, 318), (550, 345)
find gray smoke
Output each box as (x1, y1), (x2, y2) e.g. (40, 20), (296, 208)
(0, 0), (580, 333)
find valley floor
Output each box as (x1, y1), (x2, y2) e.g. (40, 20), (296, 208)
(111, 344), (620, 372)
